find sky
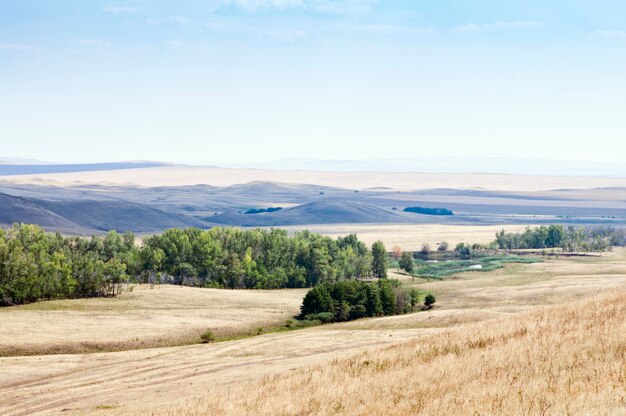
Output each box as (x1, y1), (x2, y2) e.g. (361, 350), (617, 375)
(1, 0), (625, 166)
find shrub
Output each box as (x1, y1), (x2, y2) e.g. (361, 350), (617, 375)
(304, 312), (334, 323)
(438, 241), (449, 251)
(424, 293), (436, 307)
(456, 243), (471, 259)
(200, 330), (216, 343)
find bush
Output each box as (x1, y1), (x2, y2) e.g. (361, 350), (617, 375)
(200, 330), (216, 343)
(424, 293), (436, 307)
(456, 243), (472, 259)
(304, 312), (335, 323)
(437, 241), (449, 252)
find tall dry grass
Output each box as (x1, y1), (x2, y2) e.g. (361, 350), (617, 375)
(159, 291), (626, 416)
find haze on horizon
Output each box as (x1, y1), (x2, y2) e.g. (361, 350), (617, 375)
(1, 0), (625, 166)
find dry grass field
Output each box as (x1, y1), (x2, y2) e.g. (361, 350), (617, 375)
(284, 223), (533, 251)
(172, 289), (626, 416)
(2, 249), (626, 415)
(6, 165), (626, 191)
(0, 285), (306, 356)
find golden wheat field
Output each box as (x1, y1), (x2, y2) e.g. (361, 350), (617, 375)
(2, 249), (626, 415)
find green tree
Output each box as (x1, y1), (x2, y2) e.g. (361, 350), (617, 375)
(399, 251), (414, 273)
(371, 241), (388, 278)
(378, 279), (396, 315)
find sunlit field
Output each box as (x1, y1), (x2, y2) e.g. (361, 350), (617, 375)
(0, 285), (306, 356)
(2, 249), (626, 415)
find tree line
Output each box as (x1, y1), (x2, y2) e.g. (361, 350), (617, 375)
(495, 225), (626, 252)
(0, 224), (389, 306)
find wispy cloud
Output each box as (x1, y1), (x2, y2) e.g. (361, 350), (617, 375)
(103, 6), (138, 14)
(148, 16), (190, 25)
(214, 0), (376, 15)
(205, 22), (308, 43)
(164, 40), (183, 49)
(76, 39), (112, 48)
(454, 20), (543, 33)
(334, 23), (434, 36)
(590, 30), (626, 39)
(0, 43), (35, 51)
(254, 28), (307, 42)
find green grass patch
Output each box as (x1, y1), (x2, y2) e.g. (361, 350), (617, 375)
(411, 255), (541, 279)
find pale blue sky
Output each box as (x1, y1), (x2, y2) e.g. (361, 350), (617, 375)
(1, 1), (625, 165)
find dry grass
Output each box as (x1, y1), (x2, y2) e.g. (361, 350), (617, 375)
(284, 223), (533, 251)
(6, 165), (626, 191)
(170, 289), (626, 416)
(0, 285), (306, 356)
(0, 250), (626, 416)
(2, 250), (626, 415)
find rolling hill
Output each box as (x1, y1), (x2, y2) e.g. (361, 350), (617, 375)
(0, 193), (84, 231)
(210, 200), (413, 226)
(0, 193), (207, 233)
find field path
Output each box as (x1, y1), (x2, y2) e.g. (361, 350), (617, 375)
(0, 326), (431, 415)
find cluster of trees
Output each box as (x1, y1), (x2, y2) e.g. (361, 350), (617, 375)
(403, 207), (453, 216)
(244, 207), (283, 215)
(140, 228), (388, 289)
(300, 279), (434, 323)
(0, 224), (390, 305)
(495, 225), (626, 252)
(0, 224), (133, 306)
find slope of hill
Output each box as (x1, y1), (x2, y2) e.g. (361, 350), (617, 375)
(210, 200), (414, 226)
(0, 193), (83, 231)
(160, 289), (626, 416)
(35, 199), (207, 232)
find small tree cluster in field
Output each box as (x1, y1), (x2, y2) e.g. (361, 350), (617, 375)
(494, 225), (626, 252)
(437, 241), (449, 252)
(300, 279), (426, 323)
(403, 207), (453, 216)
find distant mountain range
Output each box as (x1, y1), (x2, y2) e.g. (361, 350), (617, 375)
(3, 157), (625, 177)
(227, 157), (626, 177)
(0, 161), (168, 176)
